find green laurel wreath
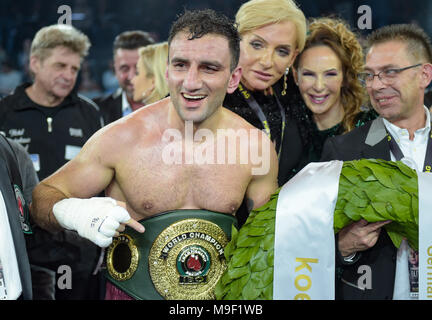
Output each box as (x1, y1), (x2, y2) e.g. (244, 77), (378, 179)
(215, 159), (419, 300)
(334, 159), (418, 250)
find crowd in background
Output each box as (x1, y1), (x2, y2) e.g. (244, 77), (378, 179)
(1, 0), (432, 99)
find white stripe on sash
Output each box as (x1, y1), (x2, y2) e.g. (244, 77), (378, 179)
(273, 161), (343, 300)
(417, 172), (432, 300)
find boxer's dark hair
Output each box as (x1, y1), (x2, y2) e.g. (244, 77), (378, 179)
(366, 24), (432, 63)
(168, 9), (240, 71)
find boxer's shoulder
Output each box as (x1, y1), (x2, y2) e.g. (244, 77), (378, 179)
(221, 106), (258, 131)
(97, 100), (168, 145)
(220, 107), (274, 150)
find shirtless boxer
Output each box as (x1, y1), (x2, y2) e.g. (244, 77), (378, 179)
(31, 9), (278, 299)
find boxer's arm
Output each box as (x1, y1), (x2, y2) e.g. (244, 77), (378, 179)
(32, 131), (114, 232)
(245, 132), (278, 210)
(32, 129), (144, 246)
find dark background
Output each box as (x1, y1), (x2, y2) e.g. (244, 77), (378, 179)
(0, 0), (431, 98)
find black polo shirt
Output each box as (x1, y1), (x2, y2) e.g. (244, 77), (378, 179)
(0, 83), (104, 180)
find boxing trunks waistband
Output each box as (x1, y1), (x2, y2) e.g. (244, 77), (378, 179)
(105, 209), (237, 300)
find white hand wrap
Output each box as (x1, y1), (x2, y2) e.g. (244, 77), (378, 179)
(53, 197), (131, 248)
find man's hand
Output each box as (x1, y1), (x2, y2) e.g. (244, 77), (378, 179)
(53, 197), (144, 247)
(338, 219), (392, 257)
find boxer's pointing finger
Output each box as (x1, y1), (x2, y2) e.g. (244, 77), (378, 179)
(125, 219), (145, 233)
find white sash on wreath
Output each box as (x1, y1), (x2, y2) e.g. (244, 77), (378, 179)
(273, 161), (432, 300)
(417, 172), (432, 300)
(273, 161), (343, 300)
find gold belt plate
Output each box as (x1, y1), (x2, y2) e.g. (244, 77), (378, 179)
(148, 218), (229, 300)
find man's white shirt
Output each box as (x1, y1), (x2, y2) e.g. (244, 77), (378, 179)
(121, 91), (132, 117)
(383, 106), (431, 300)
(0, 189), (22, 300)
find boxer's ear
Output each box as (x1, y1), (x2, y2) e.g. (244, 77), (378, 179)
(227, 66), (242, 94)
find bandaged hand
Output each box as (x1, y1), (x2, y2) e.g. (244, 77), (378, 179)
(53, 197), (144, 247)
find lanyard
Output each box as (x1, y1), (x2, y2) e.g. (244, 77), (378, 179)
(385, 127), (432, 173)
(237, 83), (286, 156)
(385, 124), (432, 298)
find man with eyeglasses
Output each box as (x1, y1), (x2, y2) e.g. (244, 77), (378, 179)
(321, 24), (432, 300)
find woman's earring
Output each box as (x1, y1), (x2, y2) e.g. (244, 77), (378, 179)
(141, 87), (153, 104)
(281, 68), (289, 96)
(142, 88), (150, 98)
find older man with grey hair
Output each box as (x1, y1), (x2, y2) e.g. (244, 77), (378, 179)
(0, 24), (104, 300)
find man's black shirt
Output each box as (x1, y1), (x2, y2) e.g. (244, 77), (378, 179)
(0, 83), (104, 180)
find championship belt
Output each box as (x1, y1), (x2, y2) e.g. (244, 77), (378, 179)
(105, 209), (237, 300)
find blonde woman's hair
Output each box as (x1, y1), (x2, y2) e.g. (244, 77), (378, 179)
(235, 0), (307, 52)
(138, 42), (169, 102)
(30, 24), (91, 61)
(294, 17), (367, 132)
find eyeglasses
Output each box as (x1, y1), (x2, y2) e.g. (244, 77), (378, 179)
(358, 63), (422, 87)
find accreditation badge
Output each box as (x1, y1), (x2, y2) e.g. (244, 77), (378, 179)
(148, 218), (229, 300)
(14, 185), (32, 234)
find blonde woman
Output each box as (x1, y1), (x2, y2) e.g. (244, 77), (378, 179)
(131, 42), (169, 105)
(223, 0), (306, 156)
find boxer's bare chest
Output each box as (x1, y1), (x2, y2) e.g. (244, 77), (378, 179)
(108, 141), (252, 220)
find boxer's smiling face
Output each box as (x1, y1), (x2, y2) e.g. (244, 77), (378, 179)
(167, 32), (240, 123)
